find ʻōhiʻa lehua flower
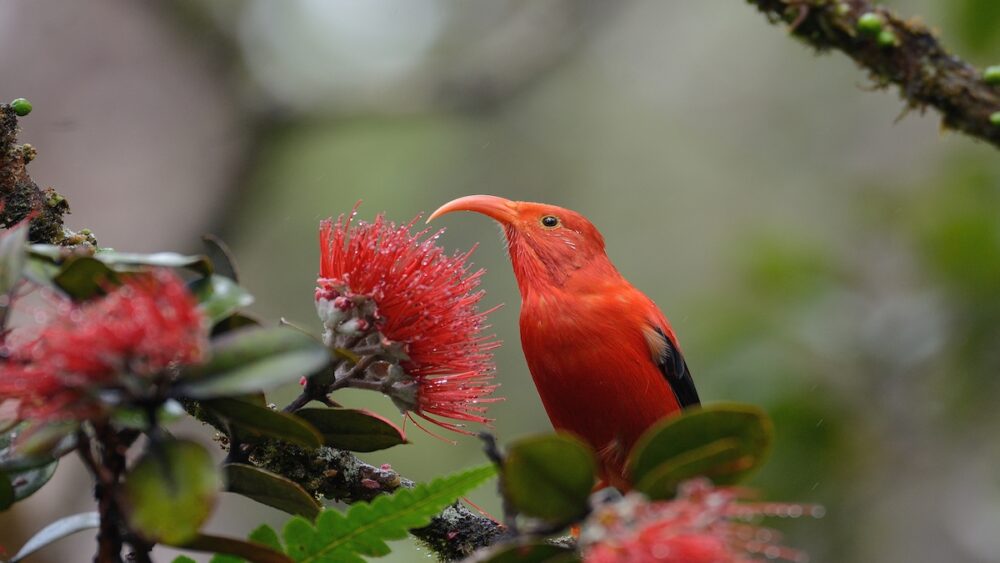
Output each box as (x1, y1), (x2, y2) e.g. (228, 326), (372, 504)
(581, 479), (821, 563)
(316, 207), (500, 435)
(0, 269), (206, 422)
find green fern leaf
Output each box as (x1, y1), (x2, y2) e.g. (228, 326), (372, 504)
(282, 463), (495, 562)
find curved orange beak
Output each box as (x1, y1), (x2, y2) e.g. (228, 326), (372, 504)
(427, 195), (518, 225)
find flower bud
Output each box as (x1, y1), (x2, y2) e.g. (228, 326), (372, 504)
(10, 98), (32, 116)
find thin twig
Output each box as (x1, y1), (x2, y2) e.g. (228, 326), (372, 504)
(479, 432), (518, 534)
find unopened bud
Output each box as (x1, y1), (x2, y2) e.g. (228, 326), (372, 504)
(315, 298), (347, 331)
(856, 12), (884, 34)
(336, 318), (365, 336)
(877, 29), (899, 48)
(984, 66), (1000, 85)
(10, 98), (32, 116)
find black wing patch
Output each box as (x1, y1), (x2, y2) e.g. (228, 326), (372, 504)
(652, 326), (700, 409)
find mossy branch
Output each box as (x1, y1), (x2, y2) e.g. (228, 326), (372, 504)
(746, 0), (1000, 149)
(0, 105), (94, 246)
(198, 408), (504, 561)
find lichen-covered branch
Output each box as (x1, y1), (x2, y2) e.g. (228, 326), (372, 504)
(193, 406), (505, 561)
(746, 0), (1000, 149)
(0, 104), (93, 245)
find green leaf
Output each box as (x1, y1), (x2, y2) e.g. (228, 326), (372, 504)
(634, 438), (746, 499)
(250, 525), (284, 552)
(22, 255), (61, 287)
(191, 275), (255, 324)
(0, 421), (77, 472)
(176, 327), (330, 400)
(477, 541), (580, 563)
(12, 421), (78, 458)
(295, 408), (407, 452)
(206, 398), (322, 449)
(173, 557), (198, 563)
(113, 400), (187, 431)
(203, 234), (240, 282)
(281, 463), (495, 562)
(179, 533), (293, 563)
(124, 439), (221, 544)
(212, 313), (262, 337)
(225, 464), (322, 519)
(52, 256), (117, 300)
(0, 474), (13, 511)
(0, 221), (29, 295)
(628, 403), (773, 499)
(94, 250), (212, 276)
(8, 459), (58, 504)
(10, 512), (100, 562)
(503, 434), (596, 523)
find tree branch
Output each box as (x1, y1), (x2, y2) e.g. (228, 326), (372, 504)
(0, 105), (92, 245)
(188, 401), (505, 561)
(1, 102), (502, 562)
(746, 0), (1000, 149)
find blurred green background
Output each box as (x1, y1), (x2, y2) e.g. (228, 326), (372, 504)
(2, 1), (999, 561)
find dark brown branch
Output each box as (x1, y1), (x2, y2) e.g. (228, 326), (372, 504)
(250, 443), (503, 560)
(186, 403), (504, 561)
(78, 423), (128, 563)
(746, 0), (1000, 149)
(0, 105), (93, 245)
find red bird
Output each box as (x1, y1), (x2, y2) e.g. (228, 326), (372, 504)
(430, 195), (699, 489)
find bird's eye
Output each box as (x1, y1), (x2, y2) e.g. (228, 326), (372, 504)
(541, 215), (559, 228)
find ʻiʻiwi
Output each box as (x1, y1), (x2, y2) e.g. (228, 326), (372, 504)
(430, 195), (699, 489)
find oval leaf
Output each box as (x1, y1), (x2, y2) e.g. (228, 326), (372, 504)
(202, 234), (240, 282)
(477, 541), (579, 563)
(8, 460), (58, 504)
(503, 434), (596, 523)
(225, 464), (321, 519)
(124, 439), (221, 544)
(176, 327), (330, 400)
(95, 250), (212, 276)
(0, 221), (28, 294)
(211, 313), (262, 338)
(0, 474), (13, 511)
(634, 438), (746, 499)
(295, 408), (407, 452)
(178, 533), (292, 563)
(0, 422), (77, 472)
(206, 398), (322, 449)
(628, 403), (773, 496)
(10, 512), (100, 562)
(53, 257), (117, 300)
(191, 275), (254, 324)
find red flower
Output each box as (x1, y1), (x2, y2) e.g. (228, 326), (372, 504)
(582, 479), (818, 563)
(317, 207), (499, 434)
(0, 269), (206, 422)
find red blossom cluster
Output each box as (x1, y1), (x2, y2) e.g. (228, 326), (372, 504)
(0, 270), (206, 422)
(317, 208), (499, 434)
(582, 479), (819, 563)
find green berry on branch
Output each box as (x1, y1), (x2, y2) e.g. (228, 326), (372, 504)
(984, 66), (1000, 85)
(10, 98), (32, 116)
(856, 12), (884, 34)
(877, 29), (899, 48)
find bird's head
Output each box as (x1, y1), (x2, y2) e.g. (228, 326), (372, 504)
(429, 195), (615, 291)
